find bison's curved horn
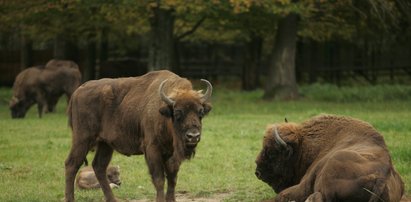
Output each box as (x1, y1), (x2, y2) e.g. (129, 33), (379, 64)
(11, 96), (19, 103)
(9, 96), (19, 106)
(273, 126), (287, 148)
(159, 80), (175, 106)
(200, 79), (212, 103)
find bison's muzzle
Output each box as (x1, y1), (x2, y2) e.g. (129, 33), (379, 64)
(255, 170), (262, 179)
(185, 130), (201, 146)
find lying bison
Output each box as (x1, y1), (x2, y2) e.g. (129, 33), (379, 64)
(255, 114), (404, 202)
(76, 165), (121, 190)
(9, 59), (81, 118)
(65, 70), (212, 202)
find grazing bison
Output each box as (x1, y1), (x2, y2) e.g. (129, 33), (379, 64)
(9, 59), (81, 118)
(255, 115), (404, 202)
(65, 70), (212, 202)
(76, 165), (121, 189)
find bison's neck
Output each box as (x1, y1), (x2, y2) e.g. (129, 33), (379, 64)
(294, 130), (338, 181)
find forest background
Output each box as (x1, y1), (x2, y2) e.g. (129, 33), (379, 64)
(1, 0), (411, 99)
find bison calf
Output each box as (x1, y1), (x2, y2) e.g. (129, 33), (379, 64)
(76, 165), (121, 189)
(255, 114), (404, 202)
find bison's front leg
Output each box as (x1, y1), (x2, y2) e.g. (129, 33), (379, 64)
(145, 146), (166, 202)
(165, 157), (181, 202)
(305, 192), (323, 202)
(46, 96), (59, 113)
(35, 90), (48, 118)
(275, 184), (308, 202)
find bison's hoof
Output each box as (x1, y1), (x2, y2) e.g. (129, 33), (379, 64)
(109, 183), (120, 189)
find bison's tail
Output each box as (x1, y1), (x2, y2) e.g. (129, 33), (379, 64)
(364, 180), (386, 202)
(67, 96), (74, 129)
(366, 167), (391, 202)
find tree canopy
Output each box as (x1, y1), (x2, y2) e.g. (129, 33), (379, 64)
(1, 0), (409, 98)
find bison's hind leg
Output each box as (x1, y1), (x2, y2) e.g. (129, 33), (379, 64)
(65, 141), (92, 202)
(92, 141), (116, 202)
(305, 192), (324, 202)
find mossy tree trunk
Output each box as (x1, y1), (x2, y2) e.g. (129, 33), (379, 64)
(242, 33), (262, 91)
(20, 33), (33, 70)
(263, 13), (299, 100)
(148, 5), (175, 71)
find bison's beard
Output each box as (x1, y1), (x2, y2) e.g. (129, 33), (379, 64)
(184, 144), (196, 159)
(257, 165), (289, 193)
(173, 135), (197, 160)
(270, 181), (288, 193)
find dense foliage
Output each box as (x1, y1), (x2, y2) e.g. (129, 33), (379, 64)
(1, 0), (410, 97)
(1, 0), (408, 51)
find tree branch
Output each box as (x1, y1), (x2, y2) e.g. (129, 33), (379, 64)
(175, 16), (206, 41)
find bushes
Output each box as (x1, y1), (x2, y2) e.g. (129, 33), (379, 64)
(300, 83), (411, 102)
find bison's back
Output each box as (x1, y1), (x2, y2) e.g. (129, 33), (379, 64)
(68, 71), (177, 128)
(68, 78), (130, 129)
(45, 59), (79, 70)
(301, 115), (386, 149)
(40, 64), (81, 95)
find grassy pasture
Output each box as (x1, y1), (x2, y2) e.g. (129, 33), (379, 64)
(0, 84), (410, 202)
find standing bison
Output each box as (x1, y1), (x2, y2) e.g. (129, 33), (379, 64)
(64, 70), (212, 202)
(255, 115), (404, 202)
(9, 59), (81, 118)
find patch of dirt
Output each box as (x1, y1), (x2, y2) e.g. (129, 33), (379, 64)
(402, 195), (411, 202)
(128, 192), (231, 202)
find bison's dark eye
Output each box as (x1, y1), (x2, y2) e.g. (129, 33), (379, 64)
(198, 108), (205, 118)
(174, 109), (183, 120)
(262, 147), (277, 161)
(263, 147), (268, 155)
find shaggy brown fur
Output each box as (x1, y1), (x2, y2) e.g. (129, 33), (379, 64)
(76, 165), (121, 189)
(64, 70), (212, 202)
(255, 114), (404, 202)
(9, 59), (81, 118)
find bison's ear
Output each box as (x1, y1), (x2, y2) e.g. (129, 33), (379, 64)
(285, 146), (294, 159)
(159, 105), (173, 118)
(202, 103), (212, 115)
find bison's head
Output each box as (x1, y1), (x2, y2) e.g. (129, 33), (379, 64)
(9, 96), (34, 119)
(158, 79), (212, 152)
(107, 165), (121, 186)
(255, 123), (299, 193)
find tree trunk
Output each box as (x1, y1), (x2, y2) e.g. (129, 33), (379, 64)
(20, 34), (33, 70)
(242, 34), (262, 91)
(53, 34), (66, 60)
(172, 40), (181, 74)
(53, 34), (79, 62)
(263, 13), (299, 100)
(99, 28), (109, 63)
(148, 6), (175, 71)
(83, 34), (97, 82)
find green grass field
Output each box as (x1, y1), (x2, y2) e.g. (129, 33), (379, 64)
(0, 84), (410, 202)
